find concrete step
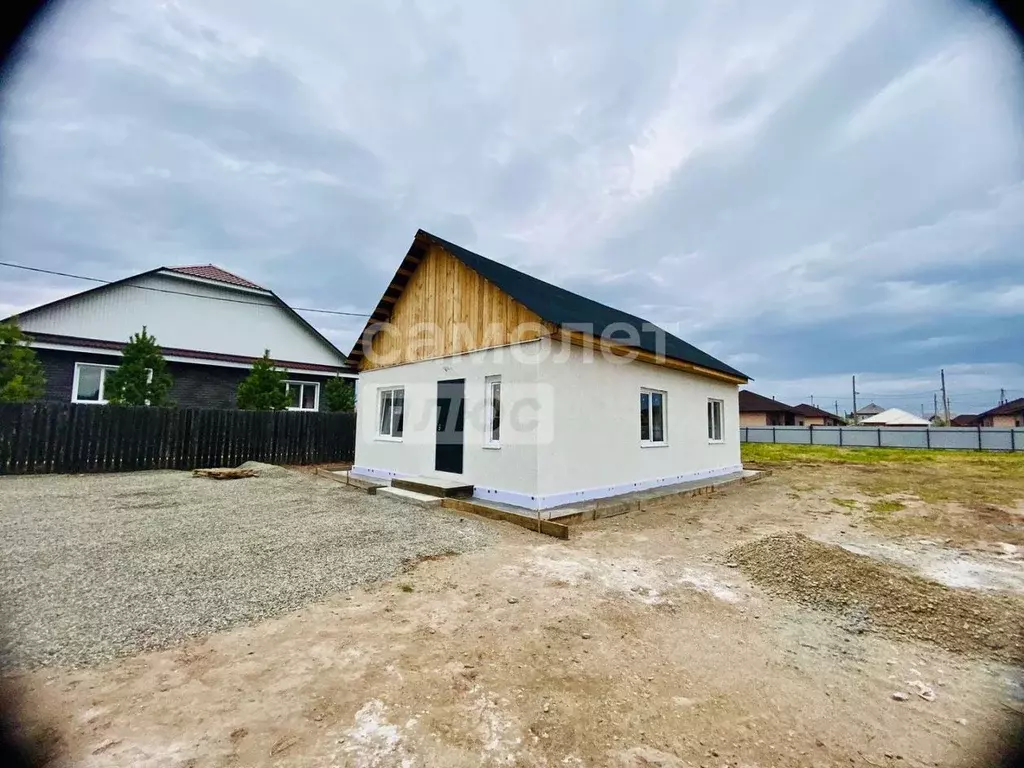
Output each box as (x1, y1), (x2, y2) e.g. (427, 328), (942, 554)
(378, 486), (443, 508)
(391, 476), (474, 498)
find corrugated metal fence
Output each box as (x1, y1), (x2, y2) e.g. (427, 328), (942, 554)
(0, 402), (357, 475)
(741, 425), (1023, 452)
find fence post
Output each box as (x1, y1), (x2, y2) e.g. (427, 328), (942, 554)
(978, 425), (982, 452)
(926, 428), (931, 449)
(809, 425), (814, 445)
(772, 426), (776, 444)
(877, 428), (882, 447)
(838, 427), (843, 447)
(1013, 429), (1017, 452)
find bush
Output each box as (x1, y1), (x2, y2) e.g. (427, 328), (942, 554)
(237, 351), (288, 410)
(324, 376), (355, 412)
(105, 326), (173, 406)
(0, 320), (45, 402)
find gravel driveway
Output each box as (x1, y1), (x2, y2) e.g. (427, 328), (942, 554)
(0, 465), (496, 668)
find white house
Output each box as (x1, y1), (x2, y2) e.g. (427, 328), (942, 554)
(350, 230), (750, 512)
(8, 265), (354, 409)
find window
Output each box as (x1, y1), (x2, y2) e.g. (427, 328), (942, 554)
(378, 387), (404, 439)
(485, 376), (501, 447)
(640, 388), (666, 445)
(72, 363), (118, 404)
(708, 398), (724, 442)
(285, 381), (319, 411)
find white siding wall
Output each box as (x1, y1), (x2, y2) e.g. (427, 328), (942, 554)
(353, 342), (542, 501)
(19, 273), (345, 366)
(354, 339), (742, 511)
(535, 345), (741, 506)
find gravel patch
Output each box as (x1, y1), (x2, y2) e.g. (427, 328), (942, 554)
(728, 532), (1024, 662)
(0, 466), (497, 669)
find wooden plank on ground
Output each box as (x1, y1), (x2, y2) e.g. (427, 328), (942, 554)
(441, 497), (569, 540)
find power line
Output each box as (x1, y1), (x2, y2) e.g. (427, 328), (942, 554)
(0, 261), (372, 318)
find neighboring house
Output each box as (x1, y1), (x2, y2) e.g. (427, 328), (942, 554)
(860, 408), (931, 427)
(792, 403), (845, 427)
(738, 390), (797, 426)
(9, 265), (354, 410)
(852, 403), (885, 419)
(349, 229), (749, 512)
(951, 414), (980, 427)
(977, 398), (1024, 428)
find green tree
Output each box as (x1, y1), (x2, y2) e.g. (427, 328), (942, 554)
(0, 320), (46, 402)
(324, 375), (356, 412)
(237, 350), (288, 410)
(105, 326), (173, 406)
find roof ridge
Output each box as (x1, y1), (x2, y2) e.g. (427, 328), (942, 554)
(164, 264), (265, 291)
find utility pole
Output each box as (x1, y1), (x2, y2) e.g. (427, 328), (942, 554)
(1000, 388), (1007, 405)
(852, 375), (859, 425)
(941, 369), (950, 425)
(810, 395), (815, 406)
(834, 400), (840, 417)
(921, 404), (925, 418)
(933, 393), (939, 423)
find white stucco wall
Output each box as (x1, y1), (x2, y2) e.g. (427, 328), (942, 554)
(534, 345), (741, 506)
(354, 338), (742, 511)
(353, 342), (543, 502)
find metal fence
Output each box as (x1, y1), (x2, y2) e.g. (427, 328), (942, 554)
(741, 425), (1023, 452)
(0, 402), (357, 475)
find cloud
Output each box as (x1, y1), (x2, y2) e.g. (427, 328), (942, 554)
(0, 0), (1021, 395)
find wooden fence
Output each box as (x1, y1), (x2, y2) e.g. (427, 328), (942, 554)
(0, 402), (356, 475)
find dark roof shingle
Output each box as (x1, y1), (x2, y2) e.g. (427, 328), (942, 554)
(979, 397), (1024, 417)
(739, 390), (795, 413)
(418, 231), (747, 380)
(166, 265), (264, 290)
(792, 403), (843, 420)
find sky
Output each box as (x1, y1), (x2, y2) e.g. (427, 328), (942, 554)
(1, 0), (1023, 416)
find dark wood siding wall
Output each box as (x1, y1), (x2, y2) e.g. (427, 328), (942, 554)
(33, 349), (335, 411)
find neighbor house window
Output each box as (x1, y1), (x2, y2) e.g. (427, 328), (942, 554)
(284, 381), (319, 411)
(484, 375), (501, 447)
(708, 398), (724, 442)
(72, 363), (119, 404)
(378, 387), (404, 439)
(640, 388), (666, 444)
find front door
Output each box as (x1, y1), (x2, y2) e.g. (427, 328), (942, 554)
(435, 378), (465, 474)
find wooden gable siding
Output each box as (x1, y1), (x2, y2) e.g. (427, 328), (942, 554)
(361, 244), (554, 370)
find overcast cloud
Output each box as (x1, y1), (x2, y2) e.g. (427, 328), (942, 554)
(1, 0), (1023, 415)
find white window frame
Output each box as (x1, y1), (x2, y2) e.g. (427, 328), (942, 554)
(708, 398), (725, 443)
(284, 380), (320, 412)
(71, 363), (119, 404)
(640, 387), (668, 446)
(484, 375), (501, 449)
(377, 386), (405, 441)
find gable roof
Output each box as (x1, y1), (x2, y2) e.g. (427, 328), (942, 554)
(793, 403), (843, 420)
(165, 265), (264, 290)
(853, 402), (885, 416)
(861, 407), (931, 426)
(350, 230), (748, 381)
(5, 265), (351, 369)
(951, 414), (980, 427)
(739, 390), (794, 413)
(979, 397), (1024, 417)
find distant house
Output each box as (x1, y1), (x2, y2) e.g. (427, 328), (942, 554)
(860, 408), (931, 427)
(739, 390), (797, 426)
(951, 414), (980, 427)
(8, 265), (354, 410)
(792, 403), (845, 427)
(977, 398), (1024, 428)
(852, 402), (885, 419)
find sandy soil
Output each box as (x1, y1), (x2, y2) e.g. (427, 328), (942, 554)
(10, 465), (1024, 767)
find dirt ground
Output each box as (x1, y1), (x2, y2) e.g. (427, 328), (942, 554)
(9, 451), (1024, 767)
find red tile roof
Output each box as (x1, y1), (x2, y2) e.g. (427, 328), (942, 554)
(165, 265), (264, 290)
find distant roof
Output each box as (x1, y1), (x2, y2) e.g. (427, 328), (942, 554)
(793, 403), (843, 420)
(979, 397), (1024, 417)
(350, 230), (747, 380)
(165, 265), (265, 291)
(951, 414), (980, 427)
(854, 402), (885, 416)
(739, 390), (794, 413)
(861, 408), (931, 426)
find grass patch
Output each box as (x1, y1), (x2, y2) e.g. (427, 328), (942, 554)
(868, 499), (906, 514)
(742, 442), (1024, 467)
(831, 498), (858, 509)
(398, 583), (414, 593)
